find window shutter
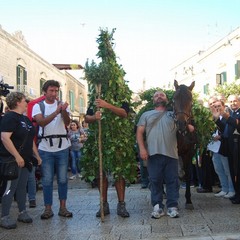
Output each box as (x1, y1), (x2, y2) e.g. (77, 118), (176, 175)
(40, 78), (45, 94)
(24, 70), (27, 85)
(235, 60), (240, 79)
(69, 90), (74, 111)
(16, 66), (20, 85)
(221, 72), (227, 83)
(59, 90), (63, 101)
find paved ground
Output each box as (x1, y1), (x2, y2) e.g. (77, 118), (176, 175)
(1, 176), (240, 240)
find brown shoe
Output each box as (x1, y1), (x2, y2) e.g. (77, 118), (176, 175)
(41, 209), (54, 220)
(58, 208), (73, 218)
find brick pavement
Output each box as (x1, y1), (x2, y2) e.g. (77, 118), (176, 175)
(1, 177), (240, 240)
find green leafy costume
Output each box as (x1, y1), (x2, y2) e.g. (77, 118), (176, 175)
(81, 29), (137, 184)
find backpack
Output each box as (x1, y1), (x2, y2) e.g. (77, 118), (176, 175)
(27, 96), (46, 144)
(27, 97), (66, 147)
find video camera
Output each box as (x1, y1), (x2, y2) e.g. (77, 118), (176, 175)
(0, 78), (14, 97)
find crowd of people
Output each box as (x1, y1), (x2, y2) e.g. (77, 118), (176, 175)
(0, 79), (239, 230)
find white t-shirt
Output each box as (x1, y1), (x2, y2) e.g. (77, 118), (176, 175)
(32, 100), (71, 152)
(207, 130), (221, 153)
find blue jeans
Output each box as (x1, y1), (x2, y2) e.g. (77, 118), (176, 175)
(39, 148), (69, 206)
(27, 166), (36, 201)
(212, 152), (235, 193)
(70, 149), (81, 175)
(139, 157), (149, 187)
(148, 154), (179, 209)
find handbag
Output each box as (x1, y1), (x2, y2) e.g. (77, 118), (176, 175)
(0, 156), (18, 180)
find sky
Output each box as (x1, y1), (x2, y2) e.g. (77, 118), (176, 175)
(1, 0), (240, 93)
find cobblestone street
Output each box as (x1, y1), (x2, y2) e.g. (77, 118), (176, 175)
(1, 176), (240, 240)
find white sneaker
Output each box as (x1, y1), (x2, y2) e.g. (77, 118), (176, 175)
(151, 204), (165, 219)
(214, 191), (227, 197)
(224, 192), (235, 198)
(167, 207), (179, 218)
(77, 174), (82, 178)
(69, 175), (76, 180)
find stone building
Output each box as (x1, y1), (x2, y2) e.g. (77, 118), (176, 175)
(170, 26), (240, 98)
(0, 25), (87, 121)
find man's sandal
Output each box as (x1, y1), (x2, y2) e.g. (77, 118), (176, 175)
(58, 208), (73, 218)
(41, 209), (54, 220)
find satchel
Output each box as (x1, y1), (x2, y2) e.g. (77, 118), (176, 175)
(0, 156), (19, 180)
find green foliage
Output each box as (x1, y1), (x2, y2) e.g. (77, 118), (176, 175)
(191, 97), (215, 153)
(82, 28), (137, 183)
(214, 81), (240, 98)
(135, 87), (215, 154)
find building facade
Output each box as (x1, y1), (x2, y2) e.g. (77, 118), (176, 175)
(0, 26), (87, 120)
(170, 27), (240, 98)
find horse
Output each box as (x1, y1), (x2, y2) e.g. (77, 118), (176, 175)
(173, 79), (197, 210)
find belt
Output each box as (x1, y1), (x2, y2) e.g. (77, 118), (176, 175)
(39, 134), (68, 148)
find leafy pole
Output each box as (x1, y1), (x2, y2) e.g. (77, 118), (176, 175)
(82, 28), (136, 221)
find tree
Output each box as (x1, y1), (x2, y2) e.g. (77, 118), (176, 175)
(81, 28), (137, 184)
(214, 81), (240, 98)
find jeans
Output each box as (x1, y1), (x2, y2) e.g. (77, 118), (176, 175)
(148, 154), (179, 209)
(39, 148), (69, 206)
(212, 152), (235, 193)
(70, 149), (81, 175)
(27, 166), (36, 201)
(139, 157), (149, 187)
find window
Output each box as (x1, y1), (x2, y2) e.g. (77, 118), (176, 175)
(16, 65), (27, 92)
(69, 90), (74, 111)
(216, 72), (227, 85)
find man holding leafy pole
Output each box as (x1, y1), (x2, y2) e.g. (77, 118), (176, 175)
(85, 98), (132, 217)
(82, 29), (136, 218)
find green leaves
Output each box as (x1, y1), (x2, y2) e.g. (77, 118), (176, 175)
(214, 81), (240, 97)
(82, 28), (137, 183)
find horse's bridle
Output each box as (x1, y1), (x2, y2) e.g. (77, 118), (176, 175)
(173, 111), (191, 123)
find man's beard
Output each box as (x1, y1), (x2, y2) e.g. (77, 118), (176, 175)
(154, 100), (167, 107)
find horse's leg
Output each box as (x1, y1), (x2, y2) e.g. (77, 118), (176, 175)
(182, 155), (194, 210)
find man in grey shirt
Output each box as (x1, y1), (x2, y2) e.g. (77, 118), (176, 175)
(137, 91), (194, 219)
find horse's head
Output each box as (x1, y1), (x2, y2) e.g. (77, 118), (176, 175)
(173, 80), (195, 135)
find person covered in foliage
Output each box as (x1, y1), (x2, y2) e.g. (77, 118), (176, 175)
(82, 29), (136, 218)
(136, 91), (194, 219)
(85, 99), (133, 217)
